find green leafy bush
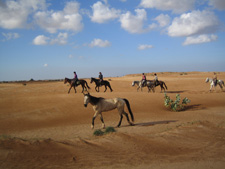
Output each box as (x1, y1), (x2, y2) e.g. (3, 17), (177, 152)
(164, 93), (191, 111)
(93, 126), (116, 136)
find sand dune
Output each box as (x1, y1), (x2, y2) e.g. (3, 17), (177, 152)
(0, 72), (225, 169)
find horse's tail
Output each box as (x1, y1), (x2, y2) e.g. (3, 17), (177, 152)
(85, 81), (91, 89)
(163, 82), (168, 90)
(123, 99), (134, 122)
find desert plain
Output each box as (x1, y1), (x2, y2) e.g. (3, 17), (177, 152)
(0, 72), (225, 169)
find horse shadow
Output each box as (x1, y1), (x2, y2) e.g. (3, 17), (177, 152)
(122, 120), (177, 127)
(165, 90), (187, 94)
(182, 104), (205, 111)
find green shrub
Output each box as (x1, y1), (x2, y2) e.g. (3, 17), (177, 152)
(105, 126), (116, 134)
(93, 127), (116, 136)
(93, 129), (104, 136)
(164, 93), (190, 111)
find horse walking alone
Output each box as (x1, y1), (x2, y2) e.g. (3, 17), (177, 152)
(64, 78), (90, 93)
(205, 77), (224, 92)
(83, 93), (134, 129)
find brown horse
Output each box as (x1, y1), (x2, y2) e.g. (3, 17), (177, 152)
(64, 78), (90, 93)
(153, 80), (168, 92)
(90, 77), (113, 92)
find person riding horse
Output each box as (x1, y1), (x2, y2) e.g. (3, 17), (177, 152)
(141, 73), (146, 86)
(73, 71), (78, 85)
(99, 72), (103, 86)
(154, 73), (159, 86)
(213, 72), (218, 86)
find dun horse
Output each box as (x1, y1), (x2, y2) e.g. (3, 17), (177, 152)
(90, 77), (113, 92)
(83, 93), (134, 129)
(64, 78), (90, 93)
(205, 77), (224, 91)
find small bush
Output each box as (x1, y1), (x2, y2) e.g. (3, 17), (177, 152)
(105, 126), (116, 134)
(93, 127), (116, 136)
(164, 93), (191, 111)
(93, 129), (104, 136)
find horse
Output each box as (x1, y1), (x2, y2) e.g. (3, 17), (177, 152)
(90, 77), (113, 92)
(132, 80), (155, 92)
(83, 93), (134, 129)
(152, 80), (168, 92)
(205, 77), (224, 92)
(64, 77), (90, 93)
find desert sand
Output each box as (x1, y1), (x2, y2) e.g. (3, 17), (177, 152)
(0, 72), (225, 169)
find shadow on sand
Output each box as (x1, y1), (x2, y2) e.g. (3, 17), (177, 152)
(134, 120), (178, 127)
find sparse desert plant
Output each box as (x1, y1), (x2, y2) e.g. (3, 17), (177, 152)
(164, 93), (191, 111)
(104, 126), (116, 134)
(93, 129), (104, 136)
(93, 126), (116, 136)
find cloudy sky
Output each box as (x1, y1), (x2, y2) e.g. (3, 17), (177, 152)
(0, 0), (225, 81)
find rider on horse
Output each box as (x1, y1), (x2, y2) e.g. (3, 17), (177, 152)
(99, 72), (103, 86)
(141, 73), (146, 86)
(213, 72), (218, 86)
(154, 73), (159, 86)
(73, 71), (78, 85)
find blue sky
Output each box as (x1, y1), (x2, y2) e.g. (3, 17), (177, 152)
(0, 0), (225, 81)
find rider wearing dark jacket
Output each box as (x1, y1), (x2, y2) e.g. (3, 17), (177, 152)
(99, 72), (103, 85)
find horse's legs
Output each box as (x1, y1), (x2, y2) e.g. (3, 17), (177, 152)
(99, 113), (105, 129)
(123, 111), (134, 126)
(91, 111), (99, 129)
(104, 85), (107, 92)
(68, 86), (72, 93)
(117, 114), (123, 127)
(73, 86), (77, 93)
(95, 86), (98, 92)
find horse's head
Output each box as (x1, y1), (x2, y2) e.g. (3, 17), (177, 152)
(90, 78), (93, 83)
(205, 77), (209, 83)
(83, 91), (90, 107)
(131, 81), (135, 86)
(64, 78), (68, 84)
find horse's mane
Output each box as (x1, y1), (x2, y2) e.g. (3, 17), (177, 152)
(89, 94), (104, 105)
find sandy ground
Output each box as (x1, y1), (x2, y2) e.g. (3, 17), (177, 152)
(0, 72), (225, 169)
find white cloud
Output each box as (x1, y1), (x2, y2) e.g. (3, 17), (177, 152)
(33, 35), (49, 45)
(154, 14), (171, 27)
(183, 34), (218, 45)
(2, 32), (20, 41)
(139, 0), (195, 13)
(33, 33), (68, 45)
(120, 9), (153, 34)
(209, 0), (225, 10)
(90, 1), (121, 23)
(138, 44), (153, 50)
(168, 10), (220, 37)
(50, 32), (68, 45)
(44, 63), (48, 67)
(0, 0), (46, 29)
(89, 38), (111, 48)
(34, 1), (83, 33)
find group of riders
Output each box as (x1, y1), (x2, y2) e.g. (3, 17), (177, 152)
(72, 71), (160, 87)
(71, 71), (219, 88)
(72, 71), (104, 86)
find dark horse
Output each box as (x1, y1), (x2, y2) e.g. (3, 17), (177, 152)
(90, 77), (113, 92)
(146, 80), (167, 92)
(64, 78), (90, 93)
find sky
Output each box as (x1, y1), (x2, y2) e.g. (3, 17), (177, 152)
(0, 0), (225, 81)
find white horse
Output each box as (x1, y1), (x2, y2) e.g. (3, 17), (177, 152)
(83, 93), (134, 129)
(205, 77), (224, 91)
(132, 80), (155, 92)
